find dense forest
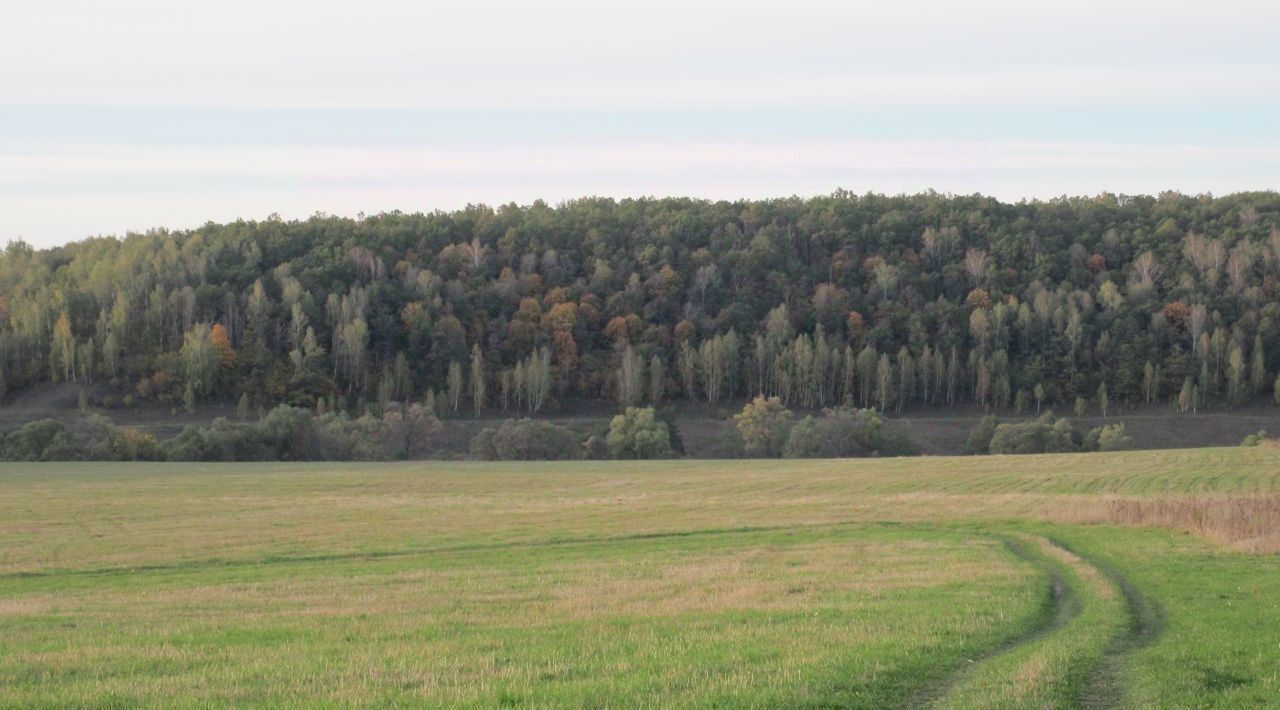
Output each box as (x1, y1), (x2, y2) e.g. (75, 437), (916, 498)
(4, 190), (1280, 422)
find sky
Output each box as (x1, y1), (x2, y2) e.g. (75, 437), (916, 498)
(4, 0), (1280, 247)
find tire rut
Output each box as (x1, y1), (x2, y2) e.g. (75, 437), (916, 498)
(912, 533), (1160, 709)
(2, 520), (879, 582)
(1046, 536), (1164, 709)
(905, 535), (1079, 708)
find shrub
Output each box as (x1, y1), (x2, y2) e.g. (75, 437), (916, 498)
(380, 403), (443, 459)
(783, 407), (918, 458)
(159, 403), (442, 461)
(159, 425), (221, 461)
(1, 415), (165, 462)
(117, 428), (162, 461)
(76, 414), (162, 461)
(1086, 423), (1135, 451)
(606, 407), (674, 459)
(470, 428), (498, 460)
(988, 413), (1078, 455)
(1, 419), (84, 461)
(655, 408), (685, 456)
(733, 396), (792, 458)
(1098, 424), (1135, 451)
(583, 434), (610, 460)
(963, 415), (999, 455)
(475, 419), (582, 460)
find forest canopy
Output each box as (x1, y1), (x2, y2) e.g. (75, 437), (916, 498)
(3, 190), (1280, 418)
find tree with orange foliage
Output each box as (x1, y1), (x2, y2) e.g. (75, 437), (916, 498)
(210, 323), (236, 367)
(965, 288), (992, 309)
(1162, 301), (1190, 336)
(603, 316), (630, 347)
(846, 311), (865, 340)
(552, 330), (578, 370)
(516, 297), (542, 318)
(543, 302), (578, 333)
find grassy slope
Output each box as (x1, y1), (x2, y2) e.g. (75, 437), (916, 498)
(1, 448), (1278, 706)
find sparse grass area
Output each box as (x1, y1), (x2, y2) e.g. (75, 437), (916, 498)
(2, 447), (1279, 706)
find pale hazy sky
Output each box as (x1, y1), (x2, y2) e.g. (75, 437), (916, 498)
(4, 0), (1280, 246)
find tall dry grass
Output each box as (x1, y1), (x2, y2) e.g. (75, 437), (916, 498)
(1049, 495), (1280, 554)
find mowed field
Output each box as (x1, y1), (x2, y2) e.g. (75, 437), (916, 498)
(2, 450), (1279, 707)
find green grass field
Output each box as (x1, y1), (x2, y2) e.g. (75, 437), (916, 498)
(2, 448), (1279, 707)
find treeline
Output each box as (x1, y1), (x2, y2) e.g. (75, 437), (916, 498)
(4, 191), (1280, 418)
(0, 401), (918, 462)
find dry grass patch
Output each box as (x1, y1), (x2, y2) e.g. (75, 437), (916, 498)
(1048, 494), (1280, 553)
(0, 598), (50, 616)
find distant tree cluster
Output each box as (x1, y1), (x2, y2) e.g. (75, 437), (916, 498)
(161, 402), (442, 461)
(731, 396), (917, 458)
(1, 415), (161, 461)
(470, 418), (583, 461)
(469, 406), (678, 461)
(4, 191), (1280, 425)
(963, 413), (1135, 455)
(0, 404), (441, 462)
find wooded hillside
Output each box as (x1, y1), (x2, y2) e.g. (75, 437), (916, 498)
(4, 191), (1280, 417)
